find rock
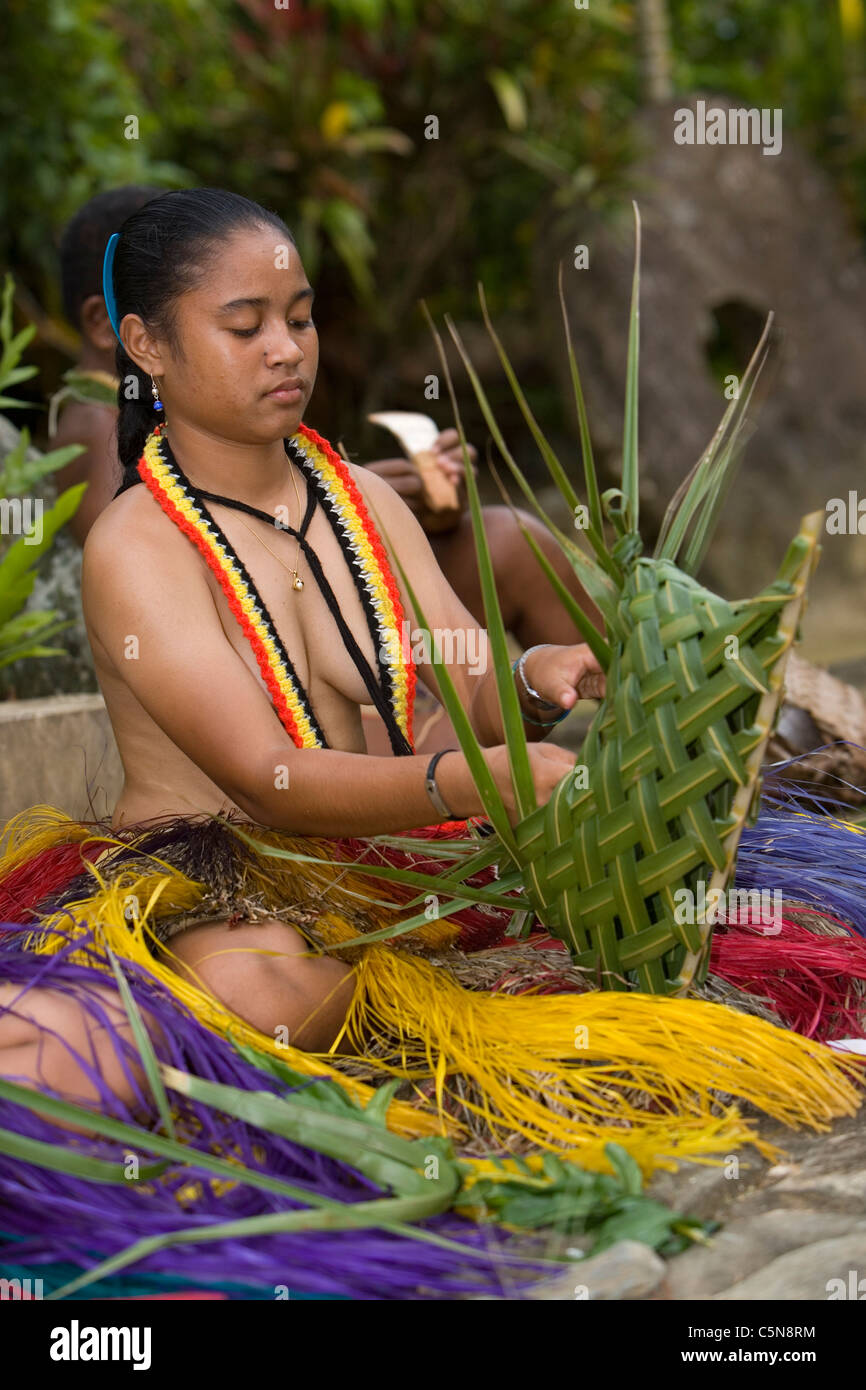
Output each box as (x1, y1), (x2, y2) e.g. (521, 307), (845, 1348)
(0, 693), (122, 822)
(665, 1210), (866, 1299)
(712, 1233), (866, 1300)
(648, 1155), (767, 1221)
(734, 1168), (866, 1215)
(526, 1239), (666, 1301)
(649, 1115), (866, 1300)
(532, 94), (866, 608)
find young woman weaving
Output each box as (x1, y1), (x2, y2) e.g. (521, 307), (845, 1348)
(1, 192), (864, 1233)
(42, 188), (602, 1059)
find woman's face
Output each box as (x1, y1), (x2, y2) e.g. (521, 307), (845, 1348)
(148, 224), (319, 445)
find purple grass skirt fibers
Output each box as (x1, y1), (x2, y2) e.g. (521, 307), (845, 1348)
(0, 931), (544, 1300)
(737, 785), (866, 936)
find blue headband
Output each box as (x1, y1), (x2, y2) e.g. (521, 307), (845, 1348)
(102, 233), (122, 343)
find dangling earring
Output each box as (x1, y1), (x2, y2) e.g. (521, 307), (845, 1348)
(151, 376), (164, 413)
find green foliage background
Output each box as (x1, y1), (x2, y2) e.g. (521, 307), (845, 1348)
(1, 0), (864, 437)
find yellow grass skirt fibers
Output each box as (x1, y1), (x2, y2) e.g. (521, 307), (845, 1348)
(4, 808), (862, 1177)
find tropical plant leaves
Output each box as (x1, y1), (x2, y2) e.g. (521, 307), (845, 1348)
(461, 1142), (713, 1257)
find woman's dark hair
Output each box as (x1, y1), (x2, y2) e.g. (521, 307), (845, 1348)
(109, 188), (294, 485)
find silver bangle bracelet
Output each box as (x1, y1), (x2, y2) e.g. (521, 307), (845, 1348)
(514, 644), (562, 712)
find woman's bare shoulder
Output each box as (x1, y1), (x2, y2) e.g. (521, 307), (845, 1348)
(84, 483), (189, 565)
(347, 459), (420, 538)
(82, 482), (207, 611)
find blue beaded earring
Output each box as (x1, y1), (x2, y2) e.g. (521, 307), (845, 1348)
(151, 376), (164, 413)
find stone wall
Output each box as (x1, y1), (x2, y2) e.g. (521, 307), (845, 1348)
(0, 693), (122, 824)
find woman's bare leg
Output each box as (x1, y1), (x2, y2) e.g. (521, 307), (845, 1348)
(0, 917), (353, 1131)
(0, 980), (143, 1118)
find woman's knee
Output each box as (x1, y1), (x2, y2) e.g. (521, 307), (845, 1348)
(167, 918), (355, 1050)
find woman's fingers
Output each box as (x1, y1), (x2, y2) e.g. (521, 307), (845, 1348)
(524, 743), (581, 814)
(539, 645), (605, 708)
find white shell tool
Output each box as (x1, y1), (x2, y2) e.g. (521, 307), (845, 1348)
(367, 411), (461, 521)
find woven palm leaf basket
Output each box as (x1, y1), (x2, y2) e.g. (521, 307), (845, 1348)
(513, 541), (816, 993)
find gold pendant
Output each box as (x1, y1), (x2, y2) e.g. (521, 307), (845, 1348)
(292, 574), (304, 592)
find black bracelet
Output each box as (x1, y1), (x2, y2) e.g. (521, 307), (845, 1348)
(424, 748), (458, 821)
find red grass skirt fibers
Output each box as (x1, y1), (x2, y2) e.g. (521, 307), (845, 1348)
(711, 911), (866, 1042)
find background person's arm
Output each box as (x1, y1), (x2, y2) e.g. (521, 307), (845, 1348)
(52, 402), (122, 545)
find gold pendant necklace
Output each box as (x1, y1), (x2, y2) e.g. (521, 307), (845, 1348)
(234, 461), (306, 593)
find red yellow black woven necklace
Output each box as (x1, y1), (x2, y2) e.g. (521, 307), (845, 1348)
(137, 423), (416, 755)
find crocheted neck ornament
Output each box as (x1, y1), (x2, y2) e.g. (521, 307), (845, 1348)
(136, 423), (416, 754)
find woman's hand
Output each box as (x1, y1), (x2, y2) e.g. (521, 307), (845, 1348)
(521, 643), (606, 712)
(437, 742), (580, 825)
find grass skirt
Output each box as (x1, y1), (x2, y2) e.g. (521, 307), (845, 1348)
(1, 802), (865, 1296)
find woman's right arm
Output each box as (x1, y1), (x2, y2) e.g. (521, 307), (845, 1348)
(83, 503), (575, 834)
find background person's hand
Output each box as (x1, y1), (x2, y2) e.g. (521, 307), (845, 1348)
(429, 427), (476, 500)
(363, 456), (425, 513)
(365, 430), (477, 531)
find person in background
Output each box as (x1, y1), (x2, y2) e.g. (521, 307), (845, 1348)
(52, 187), (600, 750)
(53, 187), (161, 542)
